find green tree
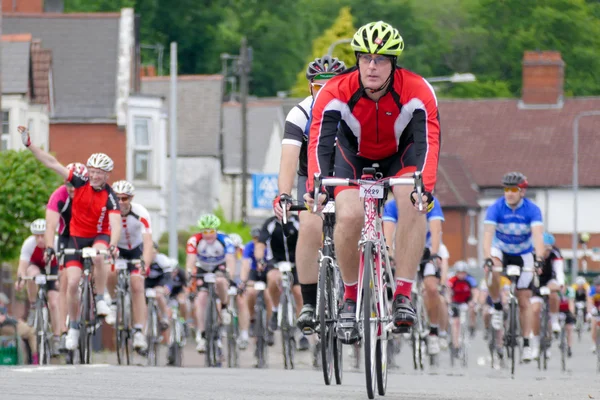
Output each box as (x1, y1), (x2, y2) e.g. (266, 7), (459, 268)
(0, 151), (62, 263)
(290, 7), (356, 97)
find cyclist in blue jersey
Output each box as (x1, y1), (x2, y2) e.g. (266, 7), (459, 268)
(383, 195), (448, 355)
(483, 172), (545, 363)
(186, 214), (237, 353)
(273, 56), (346, 334)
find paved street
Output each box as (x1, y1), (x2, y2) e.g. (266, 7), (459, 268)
(2, 329), (600, 400)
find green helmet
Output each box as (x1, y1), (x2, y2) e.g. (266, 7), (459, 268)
(351, 21), (404, 57)
(197, 213), (221, 230)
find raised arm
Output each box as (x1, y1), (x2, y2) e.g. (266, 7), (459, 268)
(19, 126), (69, 179)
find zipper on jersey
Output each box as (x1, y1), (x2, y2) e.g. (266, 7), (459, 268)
(375, 102), (379, 144)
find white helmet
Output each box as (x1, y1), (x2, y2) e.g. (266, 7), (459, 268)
(229, 233), (244, 249)
(87, 153), (114, 172)
(575, 276), (587, 286)
(454, 260), (468, 272)
(30, 218), (46, 235)
(112, 180), (135, 196)
(66, 162), (88, 179)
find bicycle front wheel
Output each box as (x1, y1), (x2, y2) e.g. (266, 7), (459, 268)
(147, 302), (159, 366)
(362, 241), (377, 400)
(319, 257), (334, 385)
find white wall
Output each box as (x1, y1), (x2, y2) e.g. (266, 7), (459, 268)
(172, 157), (221, 231)
(535, 188), (600, 234)
(3, 95), (49, 150)
(126, 95), (166, 239)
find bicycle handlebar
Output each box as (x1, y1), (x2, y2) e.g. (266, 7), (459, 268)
(312, 172), (422, 213)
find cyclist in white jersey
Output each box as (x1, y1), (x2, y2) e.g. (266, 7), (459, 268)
(109, 180), (154, 352)
(186, 214), (236, 353)
(273, 55), (346, 333)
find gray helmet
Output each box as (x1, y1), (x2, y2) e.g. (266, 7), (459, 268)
(251, 227), (261, 238)
(306, 55), (347, 81)
(502, 171), (528, 188)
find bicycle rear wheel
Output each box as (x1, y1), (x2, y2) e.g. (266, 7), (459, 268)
(255, 300), (267, 368)
(319, 257), (334, 385)
(362, 241), (377, 400)
(280, 293), (294, 370)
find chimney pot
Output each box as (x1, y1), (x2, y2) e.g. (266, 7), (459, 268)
(521, 51), (565, 106)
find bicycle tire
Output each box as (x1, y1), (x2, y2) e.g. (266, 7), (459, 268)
(509, 298), (517, 376)
(319, 257), (334, 385)
(78, 279), (90, 365)
(461, 312), (468, 368)
(542, 297), (549, 370)
(412, 295), (420, 370)
(333, 265), (344, 385)
(227, 309), (238, 368)
(376, 253), (390, 396)
(280, 292), (294, 370)
(576, 311), (583, 342)
(560, 322), (566, 372)
(204, 295), (217, 367)
(147, 302), (159, 366)
(116, 290), (127, 365)
(255, 299), (267, 368)
(124, 292), (133, 365)
(362, 241), (377, 400)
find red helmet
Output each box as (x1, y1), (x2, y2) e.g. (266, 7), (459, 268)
(66, 162), (88, 179)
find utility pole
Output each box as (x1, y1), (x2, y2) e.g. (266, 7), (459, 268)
(239, 37), (249, 224)
(168, 42), (178, 260)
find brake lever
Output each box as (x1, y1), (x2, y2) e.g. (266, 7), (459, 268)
(312, 173), (322, 214)
(414, 171), (424, 212)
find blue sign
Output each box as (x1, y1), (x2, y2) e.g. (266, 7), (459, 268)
(252, 173), (279, 209)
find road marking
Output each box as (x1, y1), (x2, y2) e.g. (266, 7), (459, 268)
(12, 364), (109, 373)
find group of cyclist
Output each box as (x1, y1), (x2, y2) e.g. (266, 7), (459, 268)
(10, 19), (600, 371)
(271, 19), (600, 374)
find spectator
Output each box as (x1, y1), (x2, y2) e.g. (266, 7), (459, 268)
(0, 292), (38, 364)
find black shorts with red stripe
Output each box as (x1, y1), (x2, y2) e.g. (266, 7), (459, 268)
(64, 234), (110, 269)
(332, 141), (417, 196)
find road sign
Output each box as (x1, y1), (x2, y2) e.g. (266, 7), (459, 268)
(252, 174), (278, 209)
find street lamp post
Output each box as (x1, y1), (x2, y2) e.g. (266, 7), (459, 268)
(327, 38), (352, 57)
(571, 111), (600, 281)
(426, 73), (476, 83)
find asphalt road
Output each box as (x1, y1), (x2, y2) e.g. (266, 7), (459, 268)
(2, 328), (600, 400)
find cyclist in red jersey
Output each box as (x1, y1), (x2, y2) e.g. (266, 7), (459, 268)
(19, 126), (121, 351)
(306, 21), (441, 343)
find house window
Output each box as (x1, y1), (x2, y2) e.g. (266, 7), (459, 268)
(1, 111), (9, 151)
(133, 117), (152, 182)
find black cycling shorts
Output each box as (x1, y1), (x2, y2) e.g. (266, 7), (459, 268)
(332, 142), (417, 197)
(117, 245), (143, 275)
(249, 264), (299, 286)
(64, 234), (110, 269)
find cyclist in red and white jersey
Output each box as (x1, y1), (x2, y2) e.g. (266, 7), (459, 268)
(109, 180), (153, 351)
(45, 162), (85, 353)
(19, 126), (121, 351)
(306, 21), (441, 343)
(15, 219), (60, 355)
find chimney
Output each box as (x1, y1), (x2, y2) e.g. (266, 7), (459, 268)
(521, 51), (565, 107)
(140, 65), (157, 77)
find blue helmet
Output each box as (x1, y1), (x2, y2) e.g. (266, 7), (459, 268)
(543, 232), (555, 246)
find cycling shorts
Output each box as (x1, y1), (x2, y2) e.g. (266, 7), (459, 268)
(64, 234), (110, 269)
(117, 245), (143, 275)
(332, 142), (417, 197)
